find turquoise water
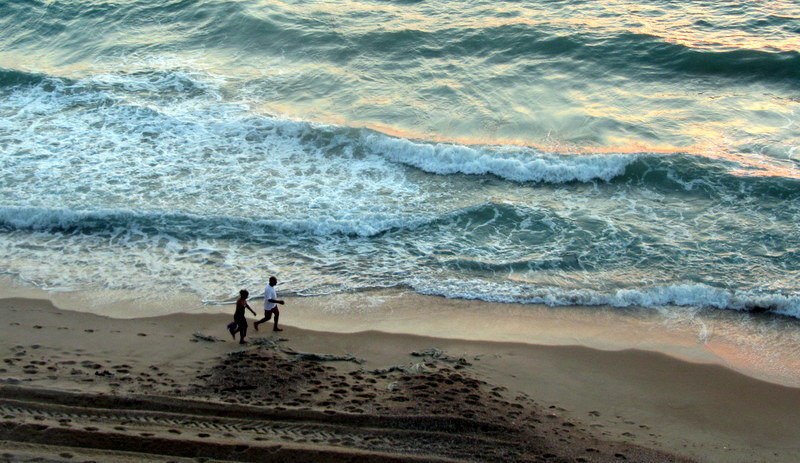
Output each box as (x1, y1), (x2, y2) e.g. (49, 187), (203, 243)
(0, 0), (798, 316)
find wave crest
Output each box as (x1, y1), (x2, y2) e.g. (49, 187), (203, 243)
(0, 207), (430, 239)
(364, 135), (637, 183)
(0, 68), (49, 89)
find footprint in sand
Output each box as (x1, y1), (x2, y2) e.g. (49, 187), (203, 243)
(137, 333), (147, 337)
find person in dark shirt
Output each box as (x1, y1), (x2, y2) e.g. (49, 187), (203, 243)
(229, 289), (256, 344)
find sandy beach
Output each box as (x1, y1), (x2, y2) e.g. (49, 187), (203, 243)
(0, 296), (798, 463)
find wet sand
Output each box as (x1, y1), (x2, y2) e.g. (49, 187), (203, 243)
(0, 297), (799, 462)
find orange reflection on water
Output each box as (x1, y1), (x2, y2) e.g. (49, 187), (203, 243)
(629, 0), (800, 52)
(635, 21), (800, 53)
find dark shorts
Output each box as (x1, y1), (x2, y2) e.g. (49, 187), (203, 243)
(234, 316), (247, 328)
(261, 307), (279, 320)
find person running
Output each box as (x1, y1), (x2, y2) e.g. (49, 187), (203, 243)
(229, 289), (256, 344)
(254, 276), (285, 332)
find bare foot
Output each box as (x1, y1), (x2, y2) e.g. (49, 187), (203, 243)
(273, 327), (283, 332)
(239, 340), (248, 344)
(253, 322), (259, 332)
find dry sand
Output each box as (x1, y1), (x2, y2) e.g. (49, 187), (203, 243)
(0, 297), (798, 462)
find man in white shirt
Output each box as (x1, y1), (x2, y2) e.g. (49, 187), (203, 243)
(254, 276), (285, 332)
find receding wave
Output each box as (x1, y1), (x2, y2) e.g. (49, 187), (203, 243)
(410, 279), (800, 318)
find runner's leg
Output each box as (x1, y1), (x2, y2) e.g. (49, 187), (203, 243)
(272, 307), (282, 331)
(254, 310), (272, 330)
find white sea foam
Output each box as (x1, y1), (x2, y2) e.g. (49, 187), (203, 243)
(0, 71), (442, 236)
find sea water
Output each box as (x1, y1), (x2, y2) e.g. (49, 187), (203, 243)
(1, 0), (798, 320)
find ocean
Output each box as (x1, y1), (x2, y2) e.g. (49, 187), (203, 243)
(1, 0), (799, 317)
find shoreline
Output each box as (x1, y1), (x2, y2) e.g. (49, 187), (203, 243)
(3, 275), (800, 388)
(0, 297), (799, 462)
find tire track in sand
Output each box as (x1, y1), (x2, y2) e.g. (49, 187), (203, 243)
(0, 385), (532, 462)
